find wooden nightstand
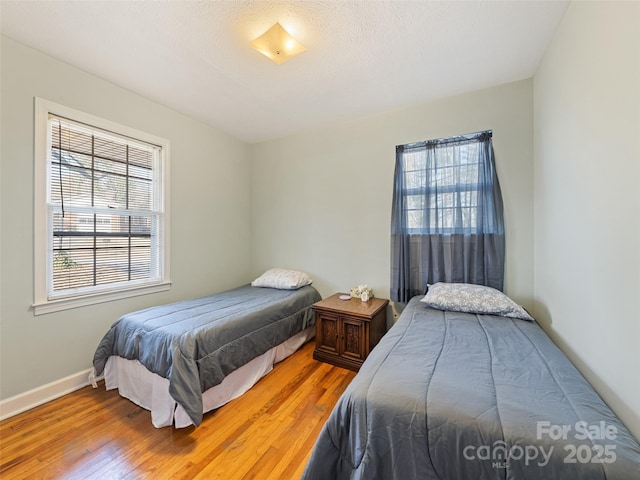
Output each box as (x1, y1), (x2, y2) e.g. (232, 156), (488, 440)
(312, 293), (389, 371)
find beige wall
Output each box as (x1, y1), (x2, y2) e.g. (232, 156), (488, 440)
(0, 36), (252, 399)
(533, 1), (640, 438)
(250, 79), (534, 314)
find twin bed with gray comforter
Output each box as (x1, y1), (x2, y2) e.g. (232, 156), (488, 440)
(93, 284), (320, 427)
(302, 290), (640, 479)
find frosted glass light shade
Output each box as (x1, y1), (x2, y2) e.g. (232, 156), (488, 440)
(250, 22), (306, 65)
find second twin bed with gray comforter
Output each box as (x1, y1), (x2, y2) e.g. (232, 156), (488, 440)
(302, 283), (640, 479)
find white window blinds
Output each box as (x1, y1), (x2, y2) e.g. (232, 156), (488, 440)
(46, 114), (164, 299)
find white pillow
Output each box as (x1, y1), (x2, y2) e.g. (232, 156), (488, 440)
(251, 268), (312, 290)
(420, 282), (533, 321)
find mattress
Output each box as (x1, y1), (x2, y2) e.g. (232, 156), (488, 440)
(302, 296), (640, 479)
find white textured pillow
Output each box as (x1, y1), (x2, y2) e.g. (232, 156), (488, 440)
(251, 268), (312, 290)
(420, 282), (533, 321)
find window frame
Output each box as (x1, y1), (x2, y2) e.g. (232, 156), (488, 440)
(397, 132), (496, 235)
(33, 98), (171, 315)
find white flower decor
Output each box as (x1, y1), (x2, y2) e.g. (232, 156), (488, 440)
(350, 284), (374, 302)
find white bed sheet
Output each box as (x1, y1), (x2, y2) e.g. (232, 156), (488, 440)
(104, 326), (314, 428)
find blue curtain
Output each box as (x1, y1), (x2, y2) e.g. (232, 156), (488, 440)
(390, 131), (505, 302)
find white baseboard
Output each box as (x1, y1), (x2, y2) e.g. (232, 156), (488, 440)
(0, 369), (103, 421)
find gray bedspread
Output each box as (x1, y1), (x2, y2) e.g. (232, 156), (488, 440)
(93, 284), (320, 426)
(303, 296), (640, 479)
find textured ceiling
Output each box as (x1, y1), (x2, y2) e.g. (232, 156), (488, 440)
(0, 1), (568, 143)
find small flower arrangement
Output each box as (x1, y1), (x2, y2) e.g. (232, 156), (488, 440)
(350, 284), (374, 302)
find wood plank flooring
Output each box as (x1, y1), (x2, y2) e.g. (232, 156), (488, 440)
(0, 342), (355, 480)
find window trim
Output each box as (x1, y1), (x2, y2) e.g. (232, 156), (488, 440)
(33, 98), (171, 315)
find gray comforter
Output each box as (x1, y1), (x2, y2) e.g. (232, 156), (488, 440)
(303, 296), (640, 479)
(93, 285), (320, 426)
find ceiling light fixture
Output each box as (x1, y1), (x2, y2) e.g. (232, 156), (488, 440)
(250, 22), (306, 65)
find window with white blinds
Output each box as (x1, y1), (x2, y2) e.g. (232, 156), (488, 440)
(34, 99), (170, 314)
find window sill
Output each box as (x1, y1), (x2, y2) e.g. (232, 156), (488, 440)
(32, 281), (172, 315)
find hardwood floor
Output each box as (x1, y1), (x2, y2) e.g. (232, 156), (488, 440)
(0, 342), (356, 480)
